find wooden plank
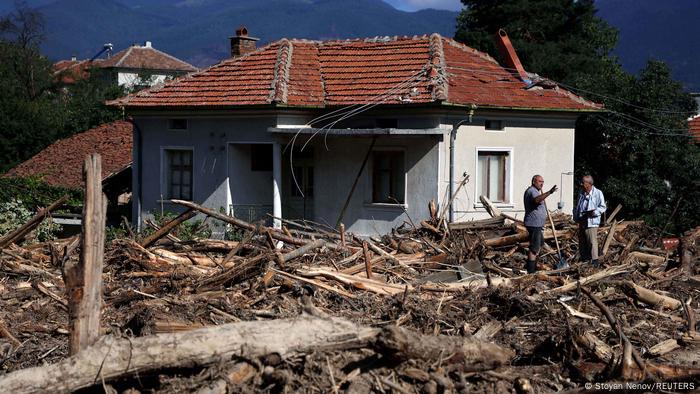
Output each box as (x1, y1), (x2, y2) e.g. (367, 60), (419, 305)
(601, 220), (618, 257)
(606, 204), (622, 224)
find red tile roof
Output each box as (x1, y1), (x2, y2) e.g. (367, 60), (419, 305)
(53, 59), (104, 84)
(689, 116), (700, 143)
(110, 34), (600, 111)
(53, 44), (196, 85)
(4, 121), (133, 189)
(99, 45), (197, 72)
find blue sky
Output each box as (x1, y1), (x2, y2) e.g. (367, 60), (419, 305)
(384, 0), (463, 12)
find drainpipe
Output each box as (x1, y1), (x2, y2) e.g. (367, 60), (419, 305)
(448, 105), (476, 223)
(126, 118), (143, 232)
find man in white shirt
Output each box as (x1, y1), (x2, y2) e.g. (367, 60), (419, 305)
(573, 175), (606, 267)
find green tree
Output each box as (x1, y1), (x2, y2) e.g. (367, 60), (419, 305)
(0, 3), (123, 173)
(455, 0), (618, 85)
(455, 0), (700, 233)
(60, 67), (124, 137)
(0, 4), (64, 173)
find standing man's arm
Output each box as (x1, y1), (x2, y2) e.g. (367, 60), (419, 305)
(534, 185), (558, 204)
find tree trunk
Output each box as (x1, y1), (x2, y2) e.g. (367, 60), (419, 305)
(63, 154), (106, 355)
(0, 315), (513, 394)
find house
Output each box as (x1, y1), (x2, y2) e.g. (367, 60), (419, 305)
(109, 28), (600, 236)
(54, 42), (197, 89)
(4, 120), (133, 225)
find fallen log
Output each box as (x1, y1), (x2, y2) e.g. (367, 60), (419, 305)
(0, 195), (69, 249)
(648, 339), (680, 357)
(623, 281), (681, 310)
(546, 264), (633, 294)
(482, 229), (570, 248)
(376, 325), (514, 371)
(0, 314), (513, 394)
(171, 199), (309, 246)
(575, 332), (613, 363)
(140, 209), (196, 247)
(627, 251), (665, 265)
(0, 315), (375, 394)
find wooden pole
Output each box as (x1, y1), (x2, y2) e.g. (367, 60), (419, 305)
(63, 154), (107, 355)
(335, 136), (376, 229)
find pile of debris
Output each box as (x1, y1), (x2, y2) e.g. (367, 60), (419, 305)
(0, 192), (699, 393)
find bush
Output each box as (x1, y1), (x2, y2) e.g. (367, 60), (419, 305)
(0, 198), (62, 242)
(0, 176), (82, 211)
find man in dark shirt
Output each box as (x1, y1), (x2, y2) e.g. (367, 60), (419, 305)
(522, 175), (557, 274)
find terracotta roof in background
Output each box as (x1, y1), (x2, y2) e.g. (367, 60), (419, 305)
(53, 44), (197, 84)
(99, 45), (197, 72)
(110, 34), (601, 111)
(689, 116), (700, 143)
(53, 59), (103, 84)
(4, 121), (133, 189)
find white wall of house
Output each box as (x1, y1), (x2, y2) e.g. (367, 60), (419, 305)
(313, 135), (441, 235)
(132, 109), (580, 236)
(440, 114), (578, 223)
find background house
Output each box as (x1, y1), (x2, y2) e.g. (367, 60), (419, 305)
(111, 29), (600, 236)
(54, 41), (198, 89)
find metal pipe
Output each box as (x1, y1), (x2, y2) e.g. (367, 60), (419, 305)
(448, 106), (476, 223)
(558, 171), (574, 210)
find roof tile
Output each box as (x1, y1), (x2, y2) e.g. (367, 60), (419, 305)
(4, 121), (133, 189)
(110, 34), (600, 111)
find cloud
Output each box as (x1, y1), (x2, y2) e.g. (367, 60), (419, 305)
(387, 0), (463, 12)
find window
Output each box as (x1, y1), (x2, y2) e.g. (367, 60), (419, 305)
(372, 151), (405, 204)
(168, 119), (188, 130)
(477, 151), (510, 203)
(164, 149), (193, 200)
(250, 144), (273, 171)
(485, 120), (504, 131)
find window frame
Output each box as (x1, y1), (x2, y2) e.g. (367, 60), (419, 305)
(368, 148), (407, 206)
(160, 146), (194, 201)
(474, 147), (513, 208)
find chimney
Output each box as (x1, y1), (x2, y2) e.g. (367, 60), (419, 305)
(229, 26), (259, 58)
(144, 41), (152, 48)
(494, 29), (531, 85)
(71, 54), (77, 61)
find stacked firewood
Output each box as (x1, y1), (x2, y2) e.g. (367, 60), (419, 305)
(0, 189), (698, 393)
